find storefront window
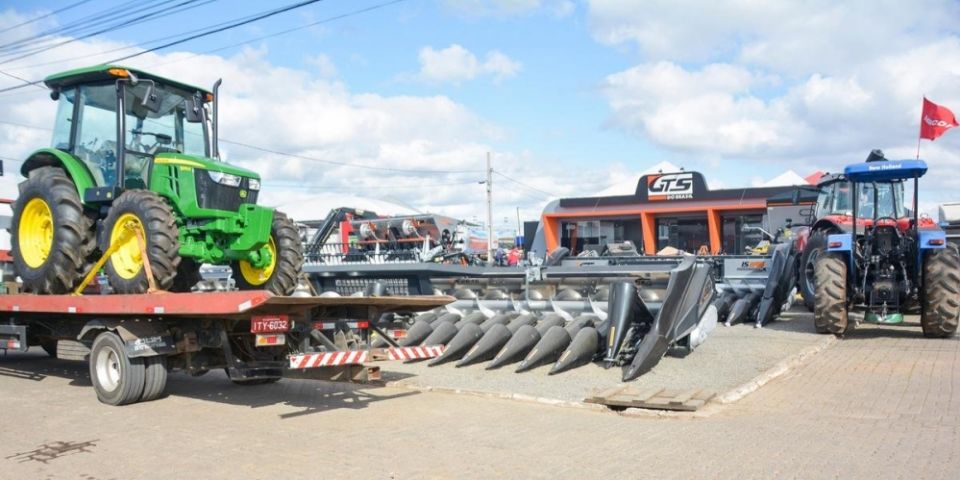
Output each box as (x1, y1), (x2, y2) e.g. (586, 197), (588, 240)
(655, 217), (709, 254)
(560, 218), (642, 254)
(721, 214), (764, 254)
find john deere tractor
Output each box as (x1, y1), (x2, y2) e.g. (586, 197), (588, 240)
(9, 65), (303, 295)
(812, 150), (960, 337)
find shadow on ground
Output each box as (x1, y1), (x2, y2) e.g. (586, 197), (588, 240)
(0, 349), (422, 418)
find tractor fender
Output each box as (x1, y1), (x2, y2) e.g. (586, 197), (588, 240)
(78, 319), (176, 358)
(827, 233), (855, 276)
(20, 148), (99, 198)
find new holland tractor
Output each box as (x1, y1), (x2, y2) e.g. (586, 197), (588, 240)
(809, 151), (960, 337)
(9, 65), (303, 295)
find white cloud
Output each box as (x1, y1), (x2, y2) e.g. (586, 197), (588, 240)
(417, 44), (522, 84)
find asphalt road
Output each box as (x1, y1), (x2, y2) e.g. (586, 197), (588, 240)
(1, 320), (957, 479)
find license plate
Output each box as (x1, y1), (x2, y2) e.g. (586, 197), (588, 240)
(251, 315), (290, 333)
(255, 333), (285, 347)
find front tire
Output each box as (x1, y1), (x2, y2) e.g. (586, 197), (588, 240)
(921, 248), (960, 338)
(814, 253), (848, 335)
(232, 211), (303, 295)
(800, 231), (828, 311)
(89, 332), (145, 406)
(100, 190), (181, 294)
(10, 167), (95, 294)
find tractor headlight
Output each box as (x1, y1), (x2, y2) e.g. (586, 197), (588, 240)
(208, 170), (241, 187)
(248, 178), (261, 191)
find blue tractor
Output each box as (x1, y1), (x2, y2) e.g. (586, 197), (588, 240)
(814, 152), (960, 337)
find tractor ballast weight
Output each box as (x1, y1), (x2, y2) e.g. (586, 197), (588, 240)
(10, 65), (303, 295)
(812, 152), (960, 337)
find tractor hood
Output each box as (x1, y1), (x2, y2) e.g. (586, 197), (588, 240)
(154, 153), (259, 179)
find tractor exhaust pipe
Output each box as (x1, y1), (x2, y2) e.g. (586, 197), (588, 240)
(212, 78), (222, 159)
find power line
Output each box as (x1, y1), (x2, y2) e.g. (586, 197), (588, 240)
(149, 0), (408, 68)
(0, 67), (47, 91)
(0, 0), (94, 35)
(108, 0), (326, 63)
(221, 139), (483, 175)
(493, 170), (555, 198)
(0, 0), (216, 66)
(0, 120), (483, 175)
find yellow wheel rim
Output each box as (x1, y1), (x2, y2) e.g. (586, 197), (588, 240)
(109, 213), (145, 280)
(240, 237), (277, 286)
(18, 198), (54, 268)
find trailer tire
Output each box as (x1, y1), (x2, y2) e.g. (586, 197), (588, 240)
(89, 332), (145, 406)
(140, 355), (169, 402)
(920, 248), (960, 338)
(232, 211), (303, 296)
(10, 167), (96, 294)
(814, 253), (848, 336)
(100, 190), (180, 294)
(800, 231), (828, 312)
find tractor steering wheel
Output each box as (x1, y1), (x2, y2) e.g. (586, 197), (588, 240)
(129, 130), (173, 154)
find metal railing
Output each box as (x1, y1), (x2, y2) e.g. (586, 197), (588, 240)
(303, 242), (421, 266)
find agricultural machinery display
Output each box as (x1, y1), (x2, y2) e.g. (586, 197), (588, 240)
(9, 65), (303, 296)
(807, 151), (960, 336)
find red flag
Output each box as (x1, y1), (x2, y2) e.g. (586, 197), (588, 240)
(920, 97), (958, 141)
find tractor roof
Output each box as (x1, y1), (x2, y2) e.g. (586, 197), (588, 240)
(43, 64), (211, 95)
(844, 159), (928, 182)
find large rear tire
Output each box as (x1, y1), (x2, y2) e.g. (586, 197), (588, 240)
(89, 332), (145, 406)
(814, 253), (848, 335)
(100, 190), (180, 294)
(9, 167), (95, 294)
(920, 248), (960, 338)
(232, 211), (303, 295)
(800, 231), (828, 311)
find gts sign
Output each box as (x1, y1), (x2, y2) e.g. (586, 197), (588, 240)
(647, 173), (694, 201)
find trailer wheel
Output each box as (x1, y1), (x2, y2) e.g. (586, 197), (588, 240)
(10, 166), (96, 294)
(232, 211), (303, 296)
(814, 253), (848, 335)
(800, 231), (827, 312)
(100, 190), (180, 294)
(89, 332), (145, 406)
(140, 355), (169, 402)
(921, 248), (960, 338)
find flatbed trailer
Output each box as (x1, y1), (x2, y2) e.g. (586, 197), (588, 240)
(0, 290), (452, 405)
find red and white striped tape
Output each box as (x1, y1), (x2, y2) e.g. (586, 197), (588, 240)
(387, 345), (444, 361)
(289, 350), (368, 369)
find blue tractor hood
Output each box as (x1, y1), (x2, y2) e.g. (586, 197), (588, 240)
(844, 159), (928, 182)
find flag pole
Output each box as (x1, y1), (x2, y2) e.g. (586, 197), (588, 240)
(917, 96), (924, 160)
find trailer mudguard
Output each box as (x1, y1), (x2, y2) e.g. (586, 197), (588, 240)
(78, 319), (176, 358)
(623, 257), (715, 381)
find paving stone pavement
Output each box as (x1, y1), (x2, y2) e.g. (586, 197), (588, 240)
(0, 323), (957, 480)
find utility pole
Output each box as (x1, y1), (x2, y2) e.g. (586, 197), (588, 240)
(485, 152), (494, 265)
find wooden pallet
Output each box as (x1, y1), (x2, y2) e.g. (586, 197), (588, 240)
(585, 386), (716, 411)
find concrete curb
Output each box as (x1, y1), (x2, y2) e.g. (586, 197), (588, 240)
(714, 334), (838, 405)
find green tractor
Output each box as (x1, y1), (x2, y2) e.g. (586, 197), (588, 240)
(9, 65), (303, 295)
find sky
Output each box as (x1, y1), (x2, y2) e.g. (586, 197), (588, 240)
(1, 0), (960, 230)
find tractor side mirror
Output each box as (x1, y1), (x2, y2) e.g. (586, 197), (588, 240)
(185, 92), (204, 123)
(140, 83), (161, 114)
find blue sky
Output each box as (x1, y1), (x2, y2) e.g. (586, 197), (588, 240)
(1, 0), (959, 225)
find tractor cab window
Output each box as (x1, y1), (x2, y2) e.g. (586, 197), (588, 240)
(74, 84), (120, 187)
(816, 181), (853, 216)
(857, 182), (907, 219)
(51, 88), (76, 150)
(122, 82), (208, 189)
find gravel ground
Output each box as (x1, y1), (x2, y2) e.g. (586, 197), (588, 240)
(380, 306), (827, 402)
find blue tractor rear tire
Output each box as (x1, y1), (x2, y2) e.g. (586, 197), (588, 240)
(814, 253), (848, 335)
(921, 248), (960, 338)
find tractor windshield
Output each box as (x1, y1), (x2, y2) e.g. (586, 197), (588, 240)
(816, 180), (907, 219)
(124, 82), (208, 158)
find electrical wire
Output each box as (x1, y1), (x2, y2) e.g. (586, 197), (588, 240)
(493, 170), (555, 198)
(0, 0), (94, 35)
(0, 0), (216, 65)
